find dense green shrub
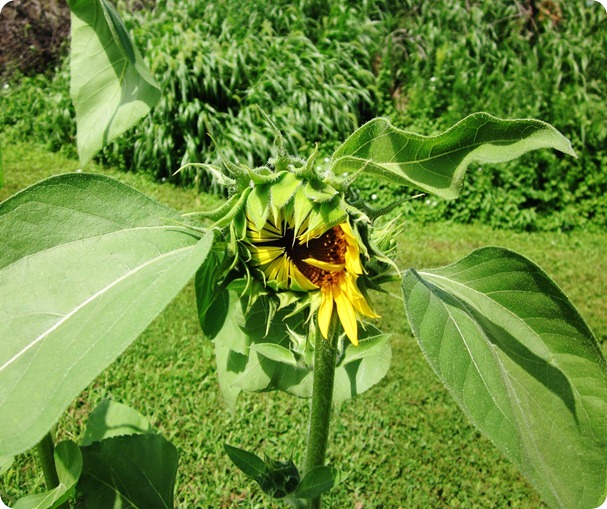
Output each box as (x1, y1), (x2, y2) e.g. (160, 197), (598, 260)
(2, 0), (386, 190)
(99, 0), (386, 189)
(0, 62), (75, 158)
(367, 0), (607, 231)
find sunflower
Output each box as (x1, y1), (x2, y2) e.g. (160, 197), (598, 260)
(245, 209), (379, 345)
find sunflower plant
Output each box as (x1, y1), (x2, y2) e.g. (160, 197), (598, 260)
(2, 111), (606, 509)
(1, 2), (607, 508)
(188, 115), (607, 509)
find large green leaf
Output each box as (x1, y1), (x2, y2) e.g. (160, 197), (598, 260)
(209, 289), (391, 408)
(68, 0), (160, 165)
(331, 113), (575, 199)
(13, 441), (82, 509)
(402, 247), (607, 509)
(76, 434), (177, 509)
(0, 175), (212, 456)
(0, 173), (183, 270)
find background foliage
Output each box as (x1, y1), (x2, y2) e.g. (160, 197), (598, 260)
(364, 0), (607, 231)
(1, 0), (606, 226)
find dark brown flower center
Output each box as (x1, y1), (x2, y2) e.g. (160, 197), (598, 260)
(262, 224), (347, 286)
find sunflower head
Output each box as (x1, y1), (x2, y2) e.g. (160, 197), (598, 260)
(241, 172), (380, 345)
(200, 139), (400, 346)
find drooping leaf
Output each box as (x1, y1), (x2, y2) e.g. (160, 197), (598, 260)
(267, 328), (392, 403)
(0, 175), (213, 456)
(13, 441), (82, 509)
(250, 343), (299, 366)
(81, 399), (154, 446)
(294, 466), (341, 499)
(402, 247), (607, 509)
(68, 0), (160, 165)
(211, 290), (277, 409)
(76, 434), (177, 509)
(332, 113), (576, 200)
(332, 330), (391, 402)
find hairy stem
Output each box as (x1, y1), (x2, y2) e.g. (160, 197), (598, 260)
(304, 319), (338, 509)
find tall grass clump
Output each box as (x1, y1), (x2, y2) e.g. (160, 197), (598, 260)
(364, 0), (607, 231)
(99, 0), (388, 190)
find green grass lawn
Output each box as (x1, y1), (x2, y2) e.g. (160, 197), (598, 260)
(1, 142), (605, 508)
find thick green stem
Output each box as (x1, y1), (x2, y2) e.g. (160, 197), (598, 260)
(304, 320), (338, 509)
(36, 431), (60, 489)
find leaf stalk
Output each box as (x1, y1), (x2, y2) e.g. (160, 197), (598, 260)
(36, 431), (70, 509)
(36, 431), (60, 489)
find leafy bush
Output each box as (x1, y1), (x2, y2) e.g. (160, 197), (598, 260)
(366, 0), (607, 231)
(97, 0), (387, 189)
(0, 62), (75, 158)
(3, 0), (386, 190)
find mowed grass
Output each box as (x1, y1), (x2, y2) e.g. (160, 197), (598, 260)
(1, 142), (606, 508)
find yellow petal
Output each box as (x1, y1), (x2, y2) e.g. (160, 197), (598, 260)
(251, 245), (283, 265)
(291, 264), (319, 291)
(340, 222), (355, 238)
(265, 257), (290, 288)
(317, 285), (334, 339)
(302, 257), (345, 272)
(339, 223), (363, 274)
(345, 273), (380, 319)
(333, 274), (359, 345)
(345, 244), (363, 274)
(262, 221), (282, 237)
